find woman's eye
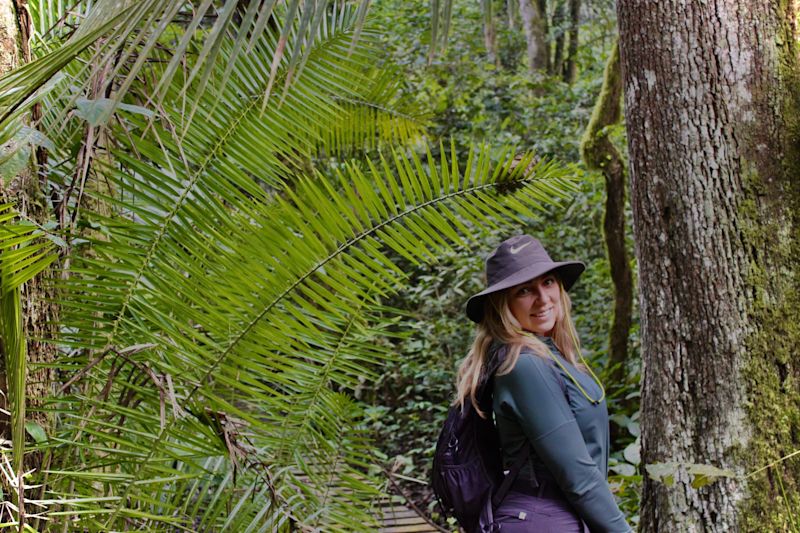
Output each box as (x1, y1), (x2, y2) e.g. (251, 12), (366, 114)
(543, 277), (555, 286)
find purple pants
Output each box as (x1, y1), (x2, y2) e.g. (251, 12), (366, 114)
(493, 491), (589, 532)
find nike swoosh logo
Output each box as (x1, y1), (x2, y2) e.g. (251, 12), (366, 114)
(509, 242), (531, 254)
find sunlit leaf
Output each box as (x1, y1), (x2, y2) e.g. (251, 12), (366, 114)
(688, 463), (736, 489)
(645, 462), (680, 487)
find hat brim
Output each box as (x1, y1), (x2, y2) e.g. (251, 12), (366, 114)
(465, 261), (585, 323)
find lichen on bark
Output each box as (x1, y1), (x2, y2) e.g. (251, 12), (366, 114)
(617, 0), (800, 530)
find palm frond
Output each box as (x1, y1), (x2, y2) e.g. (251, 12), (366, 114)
(314, 66), (429, 157)
(31, 5), (424, 236)
(41, 140), (574, 529)
(0, 204), (57, 527)
(3, 0), (372, 136)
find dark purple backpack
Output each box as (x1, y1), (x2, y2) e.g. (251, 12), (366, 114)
(431, 347), (529, 533)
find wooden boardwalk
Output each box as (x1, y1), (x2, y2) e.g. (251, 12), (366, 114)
(376, 496), (445, 533)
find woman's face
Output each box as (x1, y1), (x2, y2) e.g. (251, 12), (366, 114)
(507, 273), (561, 336)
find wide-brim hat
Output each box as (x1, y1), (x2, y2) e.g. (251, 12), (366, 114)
(465, 235), (585, 323)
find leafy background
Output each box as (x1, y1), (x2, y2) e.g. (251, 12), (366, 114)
(364, 0), (640, 526)
(0, 0), (641, 531)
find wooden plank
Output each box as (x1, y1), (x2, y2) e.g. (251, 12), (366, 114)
(386, 517), (432, 526)
(290, 468), (439, 532)
(380, 510), (420, 520)
(377, 501), (439, 533)
(380, 525), (441, 533)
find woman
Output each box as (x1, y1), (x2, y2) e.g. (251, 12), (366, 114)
(456, 235), (632, 532)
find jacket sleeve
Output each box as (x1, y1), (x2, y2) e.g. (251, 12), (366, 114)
(494, 352), (632, 533)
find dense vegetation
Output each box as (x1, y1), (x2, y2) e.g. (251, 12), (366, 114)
(0, 0), (661, 530)
(363, 0), (642, 526)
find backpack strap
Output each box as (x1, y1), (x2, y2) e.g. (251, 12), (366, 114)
(488, 348), (570, 510)
(485, 343), (533, 510)
(490, 441), (530, 508)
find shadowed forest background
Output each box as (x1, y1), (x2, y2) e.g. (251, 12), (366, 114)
(364, 0), (642, 526)
(0, 0), (797, 531)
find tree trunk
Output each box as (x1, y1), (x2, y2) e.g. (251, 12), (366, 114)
(537, 0), (549, 72)
(580, 40), (633, 407)
(506, 0), (517, 30)
(563, 0), (579, 83)
(481, 0), (498, 66)
(551, 0), (565, 77)
(618, 1), (800, 531)
(0, 0), (56, 462)
(518, 0), (548, 73)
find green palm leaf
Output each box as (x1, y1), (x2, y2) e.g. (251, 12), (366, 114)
(0, 206), (58, 293)
(43, 142), (574, 530)
(0, 204), (57, 526)
(2, 0), (374, 136)
(28, 5), (424, 238)
(7, 2), (581, 531)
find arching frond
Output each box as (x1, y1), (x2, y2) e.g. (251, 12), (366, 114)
(31, 5), (424, 231)
(43, 142), (575, 530)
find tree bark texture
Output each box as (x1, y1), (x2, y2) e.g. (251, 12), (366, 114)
(580, 40), (633, 403)
(506, 0), (517, 30)
(481, 0), (499, 66)
(551, 0), (565, 77)
(563, 0), (579, 83)
(0, 0), (57, 455)
(518, 0), (548, 72)
(618, 1), (800, 531)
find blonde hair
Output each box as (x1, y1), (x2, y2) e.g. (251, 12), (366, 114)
(454, 279), (583, 417)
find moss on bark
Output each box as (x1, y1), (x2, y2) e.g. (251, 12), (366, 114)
(580, 40), (633, 403)
(738, 14), (800, 531)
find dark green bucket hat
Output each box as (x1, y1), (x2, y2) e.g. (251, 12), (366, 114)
(465, 235), (585, 323)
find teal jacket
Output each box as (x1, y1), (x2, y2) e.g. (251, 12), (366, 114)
(492, 339), (632, 533)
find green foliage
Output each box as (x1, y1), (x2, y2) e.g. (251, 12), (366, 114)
(372, 0), (615, 160)
(44, 136), (573, 529)
(0, 204), (57, 526)
(0, 1), (646, 530)
(0, 2), (585, 530)
(366, 0), (641, 523)
(13, 10), (577, 523)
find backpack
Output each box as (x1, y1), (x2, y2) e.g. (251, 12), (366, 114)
(431, 345), (530, 533)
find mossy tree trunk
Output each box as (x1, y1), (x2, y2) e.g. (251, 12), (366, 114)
(617, 1), (800, 531)
(0, 0), (57, 464)
(580, 40), (633, 409)
(506, 0), (518, 30)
